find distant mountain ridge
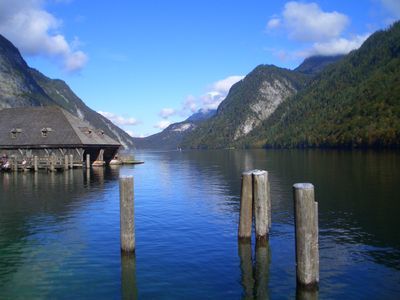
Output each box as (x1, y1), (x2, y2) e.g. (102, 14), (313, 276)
(133, 109), (216, 150)
(0, 34), (134, 148)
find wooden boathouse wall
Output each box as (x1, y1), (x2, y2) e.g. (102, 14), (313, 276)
(0, 107), (121, 170)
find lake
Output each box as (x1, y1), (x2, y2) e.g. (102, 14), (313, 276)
(1, 149), (399, 299)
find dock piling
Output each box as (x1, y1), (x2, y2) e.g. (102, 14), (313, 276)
(69, 154), (73, 169)
(33, 156), (38, 172)
(253, 170), (270, 243)
(49, 155), (55, 172)
(64, 155), (69, 170)
(238, 169), (271, 243)
(293, 183), (319, 290)
(238, 171), (253, 241)
(119, 176), (135, 254)
(86, 154), (90, 169)
(14, 157), (17, 171)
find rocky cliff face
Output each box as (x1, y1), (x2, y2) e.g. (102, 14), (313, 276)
(233, 77), (297, 140)
(0, 34), (134, 148)
(180, 65), (309, 149)
(0, 35), (53, 109)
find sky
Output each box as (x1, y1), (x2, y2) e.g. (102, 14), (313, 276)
(0, 0), (399, 137)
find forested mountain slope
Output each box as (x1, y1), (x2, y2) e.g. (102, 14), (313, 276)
(241, 22), (400, 148)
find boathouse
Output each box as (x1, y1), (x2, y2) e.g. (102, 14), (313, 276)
(0, 106), (120, 169)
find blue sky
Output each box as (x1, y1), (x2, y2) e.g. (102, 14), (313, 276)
(0, 0), (399, 137)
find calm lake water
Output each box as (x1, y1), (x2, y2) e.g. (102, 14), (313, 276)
(1, 149), (399, 299)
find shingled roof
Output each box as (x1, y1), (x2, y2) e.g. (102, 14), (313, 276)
(0, 106), (120, 148)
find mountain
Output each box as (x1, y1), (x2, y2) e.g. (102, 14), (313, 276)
(180, 65), (309, 149)
(241, 21), (400, 148)
(133, 109), (216, 149)
(135, 54), (341, 150)
(0, 34), (134, 149)
(295, 55), (344, 75)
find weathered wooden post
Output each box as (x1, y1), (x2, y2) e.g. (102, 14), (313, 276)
(69, 154), (73, 169)
(86, 154), (90, 169)
(120, 176), (135, 254)
(33, 156), (38, 172)
(293, 183), (319, 289)
(12, 156), (18, 172)
(253, 170), (270, 244)
(238, 171), (253, 241)
(49, 155), (55, 172)
(64, 155), (69, 171)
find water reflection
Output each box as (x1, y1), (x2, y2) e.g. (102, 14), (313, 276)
(147, 149), (400, 266)
(121, 253), (138, 300)
(0, 167), (121, 290)
(296, 286), (319, 300)
(239, 240), (271, 300)
(254, 241), (271, 300)
(1, 150), (399, 299)
(239, 241), (254, 299)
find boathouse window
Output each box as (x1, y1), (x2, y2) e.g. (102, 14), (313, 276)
(10, 128), (22, 139)
(79, 127), (94, 136)
(41, 128), (52, 137)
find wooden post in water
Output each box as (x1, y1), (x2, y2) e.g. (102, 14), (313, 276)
(238, 171), (254, 241)
(293, 183), (319, 290)
(33, 156), (38, 172)
(86, 154), (90, 169)
(22, 158), (27, 172)
(69, 154), (73, 169)
(64, 155), (68, 171)
(49, 155), (55, 172)
(253, 170), (270, 244)
(119, 176), (135, 254)
(12, 156), (18, 172)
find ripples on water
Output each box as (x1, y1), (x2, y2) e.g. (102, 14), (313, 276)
(0, 149), (399, 299)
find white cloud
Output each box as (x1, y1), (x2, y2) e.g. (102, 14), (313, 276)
(200, 91), (225, 111)
(154, 120), (171, 130)
(380, 0), (400, 18)
(210, 75), (244, 94)
(199, 75), (244, 110)
(308, 34), (370, 56)
(267, 18), (281, 29)
(152, 75), (244, 132)
(282, 2), (349, 42)
(0, 0), (88, 72)
(266, 2), (370, 59)
(125, 130), (135, 137)
(159, 108), (176, 119)
(182, 95), (198, 114)
(98, 111), (140, 126)
(64, 50), (88, 72)
(174, 75), (244, 119)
